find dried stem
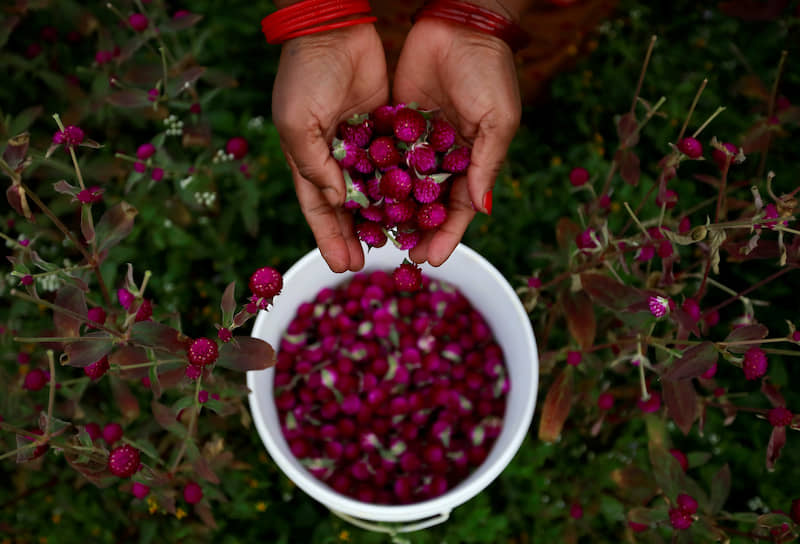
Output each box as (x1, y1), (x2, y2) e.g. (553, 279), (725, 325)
(44, 351), (56, 439)
(630, 36), (657, 114)
(677, 78), (707, 142)
(691, 106), (726, 138)
(704, 265), (797, 318)
(19, 182), (111, 305)
(10, 289), (124, 339)
(757, 50), (788, 179)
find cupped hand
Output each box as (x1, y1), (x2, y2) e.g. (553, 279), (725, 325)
(272, 24), (389, 273)
(393, 18), (521, 266)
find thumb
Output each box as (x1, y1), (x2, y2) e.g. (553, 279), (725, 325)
(466, 114), (519, 214)
(282, 132), (345, 208)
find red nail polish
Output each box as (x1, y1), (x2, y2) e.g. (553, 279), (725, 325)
(483, 190), (493, 215)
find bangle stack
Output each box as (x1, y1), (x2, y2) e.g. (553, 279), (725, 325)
(414, 0), (530, 52)
(261, 0), (376, 44)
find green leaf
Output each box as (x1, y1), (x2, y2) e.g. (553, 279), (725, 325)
(125, 438), (159, 462)
(723, 512), (759, 523)
(648, 436), (682, 501)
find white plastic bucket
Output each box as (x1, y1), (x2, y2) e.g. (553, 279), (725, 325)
(248, 243), (538, 533)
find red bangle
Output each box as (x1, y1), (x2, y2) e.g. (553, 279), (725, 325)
(262, 0), (375, 45)
(414, 0), (530, 52)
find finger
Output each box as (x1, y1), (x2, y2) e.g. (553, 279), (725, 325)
(408, 230), (434, 265)
(281, 126), (346, 208)
(466, 110), (519, 214)
(292, 167), (351, 273)
(334, 206), (365, 271)
(425, 176), (476, 266)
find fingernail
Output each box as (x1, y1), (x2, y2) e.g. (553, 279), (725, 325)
(482, 190), (493, 215)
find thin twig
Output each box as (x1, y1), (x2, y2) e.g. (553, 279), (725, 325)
(757, 50), (788, 179)
(44, 351), (56, 439)
(630, 36), (658, 114)
(677, 78), (707, 141)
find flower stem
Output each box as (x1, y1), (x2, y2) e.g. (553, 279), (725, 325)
(677, 78), (707, 142)
(170, 375), (203, 473)
(10, 289), (123, 339)
(691, 106), (726, 139)
(630, 36), (657, 114)
(45, 351), (56, 440)
(757, 50), (788, 180)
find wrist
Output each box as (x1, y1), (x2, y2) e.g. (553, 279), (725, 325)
(262, 0), (376, 44)
(459, 0), (526, 23)
(414, 0), (530, 52)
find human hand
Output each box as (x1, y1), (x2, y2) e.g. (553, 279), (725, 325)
(272, 24), (389, 272)
(393, 17), (521, 266)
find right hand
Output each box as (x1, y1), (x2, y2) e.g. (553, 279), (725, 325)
(272, 24), (389, 272)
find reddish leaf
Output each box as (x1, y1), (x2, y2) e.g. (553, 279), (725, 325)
(167, 66), (206, 96)
(617, 148), (640, 186)
(563, 290), (595, 350)
(95, 202), (138, 253)
(766, 426), (786, 471)
(216, 337), (275, 372)
(611, 466), (657, 504)
(3, 132), (30, 172)
(81, 205), (94, 245)
(580, 273), (648, 312)
(53, 285), (88, 338)
(194, 502), (217, 529)
(709, 464), (731, 514)
(193, 456), (221, 484)
(761, 381), (786, 408)
(720, 0), (789, 21)
(538, 366), (574, 443)
(106, 90), (151, 108)
(663, 342), (718, 381)
(64, 450), (114, 488)
(628, 505), (668, 525)
(109, 346), (150, 379)
(723, 324), (768, 353)
(151, 400), (177, 430)
(131, 321), (191, 355)
(159, 367), (185, 390)
(741, 121), (772, 153)
(6, 183), (33, 220)
(555, 217), (582, 250)
(616, 112), (639, 147)
(112, 378), (140, 422)
(160, 13), (204, 32)
(663, 379), (698, 435)
(672, 307), (701, 339)
(62, 333), (114, 367)
(220, 281), (236, 324)
(53, 179), (78, 196)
